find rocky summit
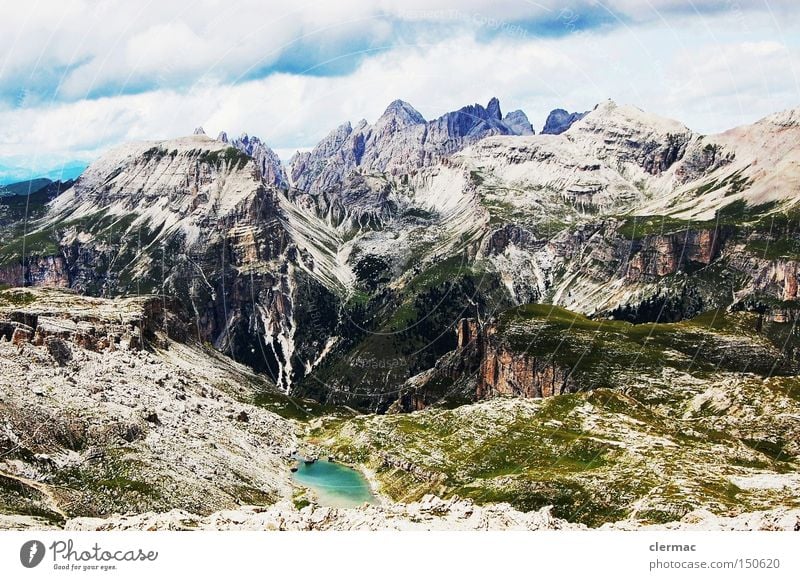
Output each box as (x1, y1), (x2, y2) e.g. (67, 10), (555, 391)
(1, 97), (800, 530)
(541, 108), (588, 134)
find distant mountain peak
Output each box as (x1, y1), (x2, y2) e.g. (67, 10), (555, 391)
(193, 126), (206, 136)
(229, 132), (287, 188)
(289, 96), (535, 193)
(217, 131), (228, 143)
(541, 108), (589, 135)
(582, 100), (691, 136)
(486, 97), (502, 121)
(380, 100), (426, 125)
(503, 109), (534, 135)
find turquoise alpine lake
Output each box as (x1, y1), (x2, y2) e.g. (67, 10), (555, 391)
(292, 460), (377, 508)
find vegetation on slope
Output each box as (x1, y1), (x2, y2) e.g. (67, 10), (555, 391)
(494, 304), (798, 387)
(309, 376), (800, 526)
(305, 302), (800, 526)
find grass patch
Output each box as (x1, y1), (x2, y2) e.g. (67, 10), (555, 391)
(617, 199), (778, 240)
(0, 289), (37, 306)
(197, 147), (251, 170)
(253, 390), (351, 421)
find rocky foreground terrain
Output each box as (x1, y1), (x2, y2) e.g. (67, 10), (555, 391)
(0, 287), (299, 525)
(0, 287), (798, 531)
(5, 498), (799, 532)
(56, 500), (800, 532)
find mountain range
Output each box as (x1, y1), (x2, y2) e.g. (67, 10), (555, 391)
(3, 97), (800, 404)
(1, 96), (799, 529)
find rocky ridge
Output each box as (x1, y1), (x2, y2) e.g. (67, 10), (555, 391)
(288, 97), (533, 195)
(541, 108), (588, 134)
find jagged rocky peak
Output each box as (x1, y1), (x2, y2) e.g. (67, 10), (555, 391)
(193, 126), (206, 135)
(314, 121), (354, 157)
(288, 121), (356, 191)
(229, 132), (287, 187)
(287, 96), (535, 195)
(503, 109), (534, 135)
(541, 108), (588, 134)
(380, 99), (426, 126)
(438, 98), (510, 134)
(217, 130), (229, 143)
(486, 96), (502, 120)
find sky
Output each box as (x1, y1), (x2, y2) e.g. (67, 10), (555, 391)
(0, 0), (798, 184)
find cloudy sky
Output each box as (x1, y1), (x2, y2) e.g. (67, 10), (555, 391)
(0, 0), (798, 183)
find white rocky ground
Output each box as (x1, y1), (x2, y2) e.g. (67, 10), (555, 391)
(65, 496), (576, 531)
(28, 497), (799, 532)
(0, 289), (297, 519)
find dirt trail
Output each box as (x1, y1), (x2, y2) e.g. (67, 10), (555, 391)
(0, 469), (67, 520)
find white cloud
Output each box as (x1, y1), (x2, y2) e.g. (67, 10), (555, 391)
(0, 3), (798, 179)
(1, 0), (796, 102)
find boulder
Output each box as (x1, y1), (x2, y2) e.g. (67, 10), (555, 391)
(44, 336), (72, 366)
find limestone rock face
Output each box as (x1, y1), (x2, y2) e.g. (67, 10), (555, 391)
(503, 109), (534, 135)
(477, 345), (574, 399)
(453, 318), (576, 400)
(624, 228), (722, 281)
(541, 108), (587, 134)
(0, 256), (69, 287)
(229, 133), (287, 187)
(0, 135), (330, 392)
(288, 97), (532, 194)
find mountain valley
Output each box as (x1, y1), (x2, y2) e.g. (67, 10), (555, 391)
(1, 97), (799, 530)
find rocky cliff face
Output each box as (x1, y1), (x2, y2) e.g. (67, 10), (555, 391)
(0, 135), (342, 393)
(624, 228), (722, 281)
(541, 108), (587, 134)
(455, 317), (576, 400)
(0, 256), (70, 287)
(477, 345), (574, 399)
(288, 97), (533, 195)
(229, 133), (287, 187)
(0, 287), (192, 353)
